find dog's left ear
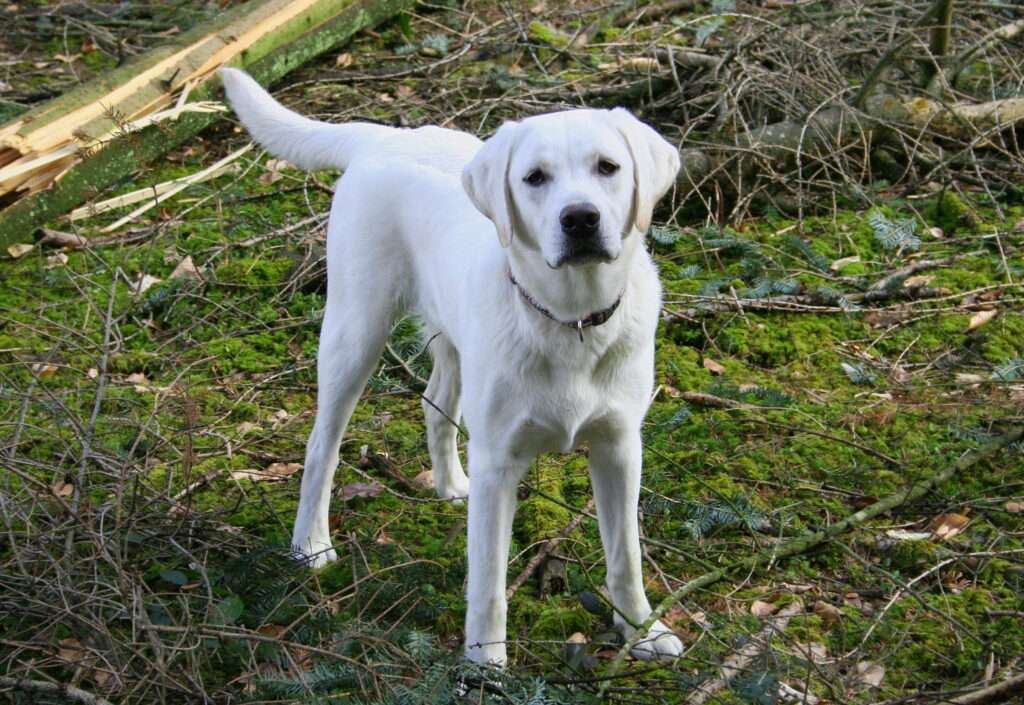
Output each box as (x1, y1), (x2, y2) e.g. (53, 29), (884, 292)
(462, 121), (520, 247)
(609, 108), (680, 235)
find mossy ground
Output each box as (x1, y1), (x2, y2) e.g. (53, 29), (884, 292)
(2, 2), (1023, 704)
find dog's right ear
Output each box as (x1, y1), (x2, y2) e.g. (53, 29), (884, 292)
(462, 121), (519, 247)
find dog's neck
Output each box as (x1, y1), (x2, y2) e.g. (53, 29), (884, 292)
(505, 236), (640, 324)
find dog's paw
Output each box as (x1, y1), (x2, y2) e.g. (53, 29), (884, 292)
(292, 540), (337, 568)
(628, 620), (683, 661)
(437, 471), (470, 504)
(464, 640), (506, 667)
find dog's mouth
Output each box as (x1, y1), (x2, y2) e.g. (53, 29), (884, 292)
(550, 244), (616, 269)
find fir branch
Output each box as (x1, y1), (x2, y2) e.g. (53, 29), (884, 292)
(869, 211), (921, 252)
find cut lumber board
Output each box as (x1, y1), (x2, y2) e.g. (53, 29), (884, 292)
(0, 0), (412, 248)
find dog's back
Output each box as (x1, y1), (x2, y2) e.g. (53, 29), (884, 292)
(220, 69), (482, 176)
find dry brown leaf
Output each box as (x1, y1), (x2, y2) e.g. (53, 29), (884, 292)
(904, 274), (935, 288)
(7, 243), (33, 259)
(689, 611), (713, 629)
(57, 637), (87, 663)
(703, 358), (726, 375)
(1005, 501), (1024, 514)
(236, 421), (259, 435)
(750, 600), (779, 617)
(855, 661), (885, 687)
(257, 624), (287, 638)
(170, 255), (202, 281)
(335, 52), (353, 68)
(32, 363), (58, 378)
(813, 600), (842, 625)
(52, 479), (74, 498)
(268, 409), (290, 427)
(808, 642), (828, 663)
(967, 309), (998, 331)
(340, 482), (385, 500)
(891, 365), (911, 383)
(231, 463), (301, 483)
(135, 273), (162, 295)
(411, 470), (435, 490)
(955, 373), (986, 384)
(92, 667), (119, 691)
(928, 512), (970, 540)
(262, 158), (293, 183)
(663, 384), (683, 398)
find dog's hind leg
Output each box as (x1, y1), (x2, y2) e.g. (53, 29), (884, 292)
(422, 336), (469, 501)
(292, 294), (395, 567)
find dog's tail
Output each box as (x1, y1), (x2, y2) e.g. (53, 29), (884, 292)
(219, 68), (390, 172)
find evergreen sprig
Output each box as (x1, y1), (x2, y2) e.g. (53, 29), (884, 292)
(992, 358), (1024, 382)
(782, 234), (830, 272)
(868, 211), (921, 252)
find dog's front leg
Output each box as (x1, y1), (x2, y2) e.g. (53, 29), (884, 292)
(590, 431), (683, 660)
(464, 445), (525, 666)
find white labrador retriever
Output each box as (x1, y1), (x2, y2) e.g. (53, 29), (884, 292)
(220, 68), (683, 665)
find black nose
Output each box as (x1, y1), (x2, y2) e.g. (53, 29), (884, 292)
(560, 203), (601, 238)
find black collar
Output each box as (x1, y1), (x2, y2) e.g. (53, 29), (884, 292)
(508, 271), (625, 342)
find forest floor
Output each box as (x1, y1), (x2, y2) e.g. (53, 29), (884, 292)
(2, 1), (1023, 704)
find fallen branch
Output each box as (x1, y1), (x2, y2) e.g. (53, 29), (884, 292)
(679, 391), (754, 410)
(599, 426), (1024, 695)
(684, 600), (805, 705)
(38, 227), (159, 250)
(949, 673), (1024, 705)
(507, 499), (594, 600)
(0, 676), (115, 705)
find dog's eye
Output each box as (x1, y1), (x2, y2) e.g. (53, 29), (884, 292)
(597, 159), (619, 176)
(523, 169), (547, 187)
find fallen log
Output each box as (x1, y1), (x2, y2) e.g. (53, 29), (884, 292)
(0, 0), (412, 249)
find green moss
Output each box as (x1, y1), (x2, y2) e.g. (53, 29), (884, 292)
(521, 601), (593, 640)
(527, 20), (571, 47)
(979, 313), (1024, 363)
(517, 459), (572, 544)
(214, 257), (296, 286)
(923, 191), (978, 233)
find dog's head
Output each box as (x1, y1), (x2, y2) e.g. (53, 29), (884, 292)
(462, 108), (679, 268)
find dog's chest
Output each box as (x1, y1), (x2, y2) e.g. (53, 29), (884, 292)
(492, 347), (646, 457)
